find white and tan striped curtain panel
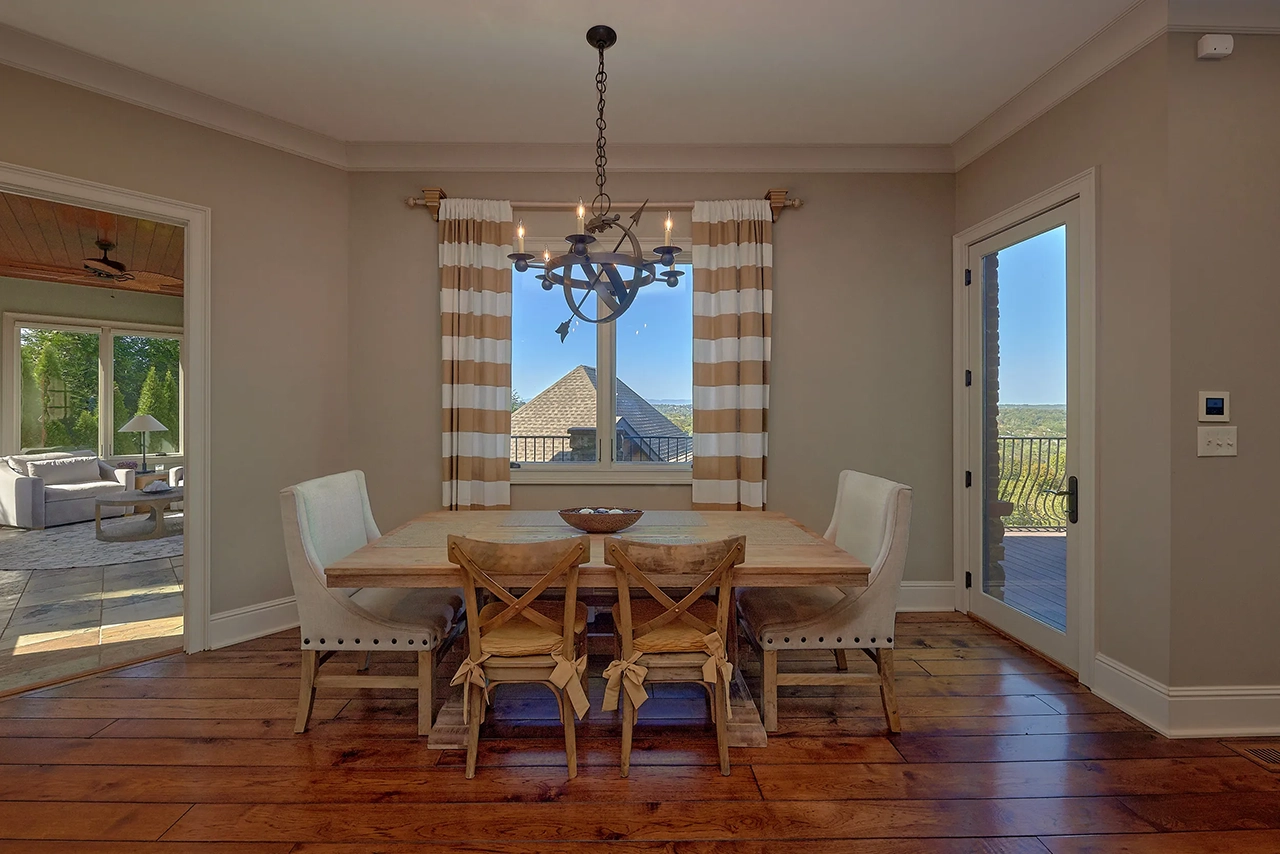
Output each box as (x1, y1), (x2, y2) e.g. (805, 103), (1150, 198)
(691, 199), (773, 511)
(440, 198), (514, 510)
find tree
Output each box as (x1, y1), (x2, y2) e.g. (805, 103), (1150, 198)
(34, 345), (65, 448)
(114, 383), (138, 455)
(156, 370), (180, 452)
(72, 409), (98, 450)
(511, 389), (527, 413)
(19, 348), (41, 450)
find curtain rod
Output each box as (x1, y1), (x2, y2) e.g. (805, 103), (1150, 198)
(406, 188), (802, 223)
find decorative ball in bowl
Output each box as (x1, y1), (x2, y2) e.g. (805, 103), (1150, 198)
(558, 507), (644, 533)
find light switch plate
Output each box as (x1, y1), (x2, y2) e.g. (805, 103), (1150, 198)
(1198, 425), (1238, 457)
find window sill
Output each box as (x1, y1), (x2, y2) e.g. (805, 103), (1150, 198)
(511, 466), (692, 486)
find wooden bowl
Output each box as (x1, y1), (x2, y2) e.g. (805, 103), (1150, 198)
(558, 507), (644, 533)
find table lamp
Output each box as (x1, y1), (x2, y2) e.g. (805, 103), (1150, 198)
(119, 414), (168, 474)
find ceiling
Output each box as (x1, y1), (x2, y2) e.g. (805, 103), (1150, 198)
(0, 0), (1140, 147)
(0, 191), (184, 297)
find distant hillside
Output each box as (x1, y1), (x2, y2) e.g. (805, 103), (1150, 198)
(654, 403), (692, 436)
(997, 404), (1066, 437)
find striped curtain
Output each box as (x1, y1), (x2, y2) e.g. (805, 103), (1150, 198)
(440, 198), (513, 510)
(691, 200), (773, 511)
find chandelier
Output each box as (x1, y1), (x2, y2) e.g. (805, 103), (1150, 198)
(508, 25), (683, 341)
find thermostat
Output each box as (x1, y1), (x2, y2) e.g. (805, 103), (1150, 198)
(1199, 391), (1229, 422)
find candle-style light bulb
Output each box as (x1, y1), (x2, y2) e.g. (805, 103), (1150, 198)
(577, 199), (585, 234)
(543, 245), (551, 263)
(664, 211), (673, 248)
(516, 220), (525, 254)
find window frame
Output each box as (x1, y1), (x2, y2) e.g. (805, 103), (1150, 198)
(4, 311), (185, 462)
(509, 238), (693, 486)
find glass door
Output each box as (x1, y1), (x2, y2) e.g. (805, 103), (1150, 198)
(966, 200), (1080, 671)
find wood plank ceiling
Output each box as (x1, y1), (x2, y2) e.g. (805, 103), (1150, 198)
(0, 191), (184, 297)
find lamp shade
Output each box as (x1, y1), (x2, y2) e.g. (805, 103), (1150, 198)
(119, 413), (168, 433)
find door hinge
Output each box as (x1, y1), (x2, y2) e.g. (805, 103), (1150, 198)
(964, 268), (972, 286)
(965, 571), (973, 588)
(965, 369), (972, 387)
(965, 470), (972, 488)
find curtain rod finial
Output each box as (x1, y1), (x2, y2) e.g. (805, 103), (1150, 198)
(764, 188), (803, 222)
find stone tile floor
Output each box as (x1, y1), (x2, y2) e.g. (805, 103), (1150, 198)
(0, 553), (183, 695)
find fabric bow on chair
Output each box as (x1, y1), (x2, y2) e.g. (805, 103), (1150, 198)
(549, 652), (591, 720)
(450, 654), (492, 724)
(701, 633), (734, 720)
(602, 652), (649, 713)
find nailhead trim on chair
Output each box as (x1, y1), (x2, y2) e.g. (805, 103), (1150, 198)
(756, 631), (896, 649)
(300, 635), (438, 649)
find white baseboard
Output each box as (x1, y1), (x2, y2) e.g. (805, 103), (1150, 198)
(1092, 653), (1280, 738)
(1092, 654), (1171, 732)
(898, 580), (956, 612)
(207, 595), (299, 650)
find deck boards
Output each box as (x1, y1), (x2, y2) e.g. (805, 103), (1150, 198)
(0, 613), (1275, 851)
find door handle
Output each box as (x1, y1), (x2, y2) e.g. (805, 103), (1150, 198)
(1055, 476), (1079, 524)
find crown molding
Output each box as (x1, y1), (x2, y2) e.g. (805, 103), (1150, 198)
(1168, 0), (1280, 33)
(0, 24), (347, 169)
(952, 0), (1168, 169)
(346, 142), (954, 173)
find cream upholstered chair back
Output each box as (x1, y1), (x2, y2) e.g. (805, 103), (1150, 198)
(821, 470), (913, 640)
(280, 470), (385, 637)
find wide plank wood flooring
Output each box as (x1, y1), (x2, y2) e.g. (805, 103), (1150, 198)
(0, 612), (1276, 851)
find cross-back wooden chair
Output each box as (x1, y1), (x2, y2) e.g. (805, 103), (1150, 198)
(446, 534), (592, 779)
(603, 535), (746, 777)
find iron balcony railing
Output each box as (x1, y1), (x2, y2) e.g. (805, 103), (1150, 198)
(996, 436), (1069, 531)
(510, 434), (692, 465)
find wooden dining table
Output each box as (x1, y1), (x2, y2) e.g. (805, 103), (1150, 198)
(327, 509), (870, 747)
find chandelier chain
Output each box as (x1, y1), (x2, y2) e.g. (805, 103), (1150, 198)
(593, 44), (610, 217)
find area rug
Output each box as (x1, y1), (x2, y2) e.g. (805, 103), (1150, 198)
(0, 513), (183, 570)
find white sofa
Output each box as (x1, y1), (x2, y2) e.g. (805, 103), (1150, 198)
(0, 451), (136, 529)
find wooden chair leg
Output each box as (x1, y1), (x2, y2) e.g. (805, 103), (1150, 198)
(561, 687), (578, 779)
(834, 649), (848, 671)
(465, 682), (483, 779)
(620, 691), (634, 778)
(295, 649), (318, 734)
(876, 648), (901, 733)
(714, 677), (731, 776)
(416, 650), (434, 736)
(762, 649), (779, 732)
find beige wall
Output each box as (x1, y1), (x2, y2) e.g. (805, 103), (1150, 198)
(348, 171), (956, 582)
(1168, 34), (1280, 687)
(956, 38), (1174, 681)
(0, 65), (350, 614)
(1, 277), (184, 329)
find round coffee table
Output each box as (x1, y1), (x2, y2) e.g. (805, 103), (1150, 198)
(95, 485), (183, 542)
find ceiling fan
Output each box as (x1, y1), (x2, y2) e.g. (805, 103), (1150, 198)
(83, 239), (182, 289)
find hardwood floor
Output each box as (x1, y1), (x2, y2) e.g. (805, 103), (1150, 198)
(0, 612), (1276, 851)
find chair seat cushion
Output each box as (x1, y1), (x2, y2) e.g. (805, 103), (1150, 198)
(478, 600), (587, 657)
(614, 598), (719, 653)
(43, 480), (123, 503)
(738, 586), (846, 640)
(348, 587), (463, 641)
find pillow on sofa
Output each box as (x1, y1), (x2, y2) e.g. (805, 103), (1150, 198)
(5, 450), (87, 475)
(26, 455), (100, 485)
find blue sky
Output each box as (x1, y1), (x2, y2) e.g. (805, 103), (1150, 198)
(990, 226), (1067, 405)
(512, 264), (693, 403)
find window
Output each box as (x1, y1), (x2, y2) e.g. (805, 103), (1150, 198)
(510, 257), (693, 482)
(10, 315), (183, 459)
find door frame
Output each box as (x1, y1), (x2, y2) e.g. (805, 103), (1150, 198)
(952, 168), (1097, 686)
(0, 159), (213, 653)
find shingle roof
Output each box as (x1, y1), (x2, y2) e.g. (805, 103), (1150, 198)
(510, 365), (691, 463)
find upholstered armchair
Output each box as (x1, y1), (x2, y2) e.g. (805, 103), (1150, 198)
(738, 470), (913, 732)
(280, 470), (464, 735)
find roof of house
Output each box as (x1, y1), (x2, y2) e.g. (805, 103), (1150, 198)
(510, 365), (690, 463)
